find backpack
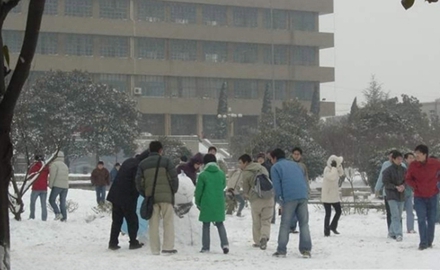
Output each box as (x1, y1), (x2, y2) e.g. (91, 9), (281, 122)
(253, 170), (274, 199)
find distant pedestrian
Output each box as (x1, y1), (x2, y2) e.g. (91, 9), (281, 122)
(28, 155), (49, 221)
(208, 146), (228, 174)
(195, 154), (229, 254)
(91, 161), (110, 205)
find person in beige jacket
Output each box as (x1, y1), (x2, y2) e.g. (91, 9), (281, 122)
(225, 168), (245, 216)
(240, 154), (274, 250)
(48, 151), (69, 221)
(321, 155), (344, 236)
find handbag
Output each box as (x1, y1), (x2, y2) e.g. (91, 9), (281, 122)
(140, 156), (162, 220)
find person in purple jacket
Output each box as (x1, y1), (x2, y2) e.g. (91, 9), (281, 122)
(176, 153), (204, 185)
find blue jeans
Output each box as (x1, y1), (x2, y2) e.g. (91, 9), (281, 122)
(49, 187), (68, 221)
(436, 193), (440, 223)
(414, 195), (438, 248)
(235, 194), (245, 215)
(202, 222), (229, 251)
(29, 190), (47, 221)
(277, 199), (312, 254)
(290, 214), (298, 231)
(95, 186), (106, 204)
(404, 195), (415, 232)
(388, 200), (404, 237)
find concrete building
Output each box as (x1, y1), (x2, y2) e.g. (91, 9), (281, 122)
(421, 99), (440, 119)
(3, 0), (335, 137)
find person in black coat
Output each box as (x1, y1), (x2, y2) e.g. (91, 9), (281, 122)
(107, 149), (150, 250)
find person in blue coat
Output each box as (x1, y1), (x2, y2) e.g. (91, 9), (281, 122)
(110, 163), (121, 185)
(270, 148), (312, 258)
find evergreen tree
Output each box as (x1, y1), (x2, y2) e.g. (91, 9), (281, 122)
(215, 81), (228, 139)
(310, 87), (320, 116)
(348, 97), (359, 122)
(262, 83), (272, 115)
(362, 75), (389, 106)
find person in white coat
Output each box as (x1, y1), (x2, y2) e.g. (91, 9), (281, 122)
(48, 151), (69, 221)
(321, 155), (344, 236)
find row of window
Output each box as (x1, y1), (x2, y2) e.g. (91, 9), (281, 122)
(11, 0), (317, 32)
(140, 114), (259, 136)
(3, 31), (318, 65)
(91, 74), (317, 101)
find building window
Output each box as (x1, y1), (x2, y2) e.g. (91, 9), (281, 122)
(290, 11), (317, 32)
(137, 38), (165, 59)
(263, 45), (288, 65)
(170, 3), (196, 24)
(264, 9), (287, 29)
(44, 0), (58, 15)
(203, 5), (227, 26)
(36, 33), (58, 55)
(99, 0), (128, 19)
(291, 46), (317, 66)
(202, 115), (218, 139)
(100, 36), (129, 57)
(170, 40), (197, 61)
(2, 30), (23, 53)
(294, 81), (318, 101)
(233, 7), (258, 28)
(65, 0), (92, 17)
(171, 114), (197, 135)
(65, 34), (93, 56)
(234, 80), (258, 99)
(97, 74), (128, 92)
(140, 114), (165, 134)
(11, 2), (22, 13)
(266, 81), (286, 100)
(233, 43), (258, 64)
(181, 78), (197, 98)
(136, 76), (165, 97)
(197, 78), (223, 98)
(203, 42), (227, 63)
(137, 0), (165, 22)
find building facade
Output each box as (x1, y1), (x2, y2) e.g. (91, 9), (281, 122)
(3, 0), (335, 137)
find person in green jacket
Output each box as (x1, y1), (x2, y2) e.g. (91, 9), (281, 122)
(195, 154), (229, 254)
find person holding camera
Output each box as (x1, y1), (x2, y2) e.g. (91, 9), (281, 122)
(321, 155), (344, 237)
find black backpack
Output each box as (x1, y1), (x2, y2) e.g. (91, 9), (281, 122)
(252, 170), (274, 199)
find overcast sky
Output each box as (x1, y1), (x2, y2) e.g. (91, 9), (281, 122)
(319, 0), (440, 115)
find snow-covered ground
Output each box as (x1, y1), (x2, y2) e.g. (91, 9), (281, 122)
(11, 189), (440, 270)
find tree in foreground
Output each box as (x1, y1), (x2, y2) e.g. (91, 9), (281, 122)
(0, 1), (46, 269)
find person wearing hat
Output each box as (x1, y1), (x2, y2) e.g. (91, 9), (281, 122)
(321, 155), (344, 236)
(28, 155), (49, 221)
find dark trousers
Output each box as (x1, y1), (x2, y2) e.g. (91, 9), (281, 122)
(324, 202), (342, 230)
(385, 198), (391, 229)
(109, 203), (139, 246)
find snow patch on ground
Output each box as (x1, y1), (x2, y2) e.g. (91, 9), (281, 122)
(10, 189), (440, 270)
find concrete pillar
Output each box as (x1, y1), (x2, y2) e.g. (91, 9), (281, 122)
(197, 114), (203, 137)
(93, 0), (100, 18)
(164, 113), (171, 135)
(196, 4), (203, 24)
(59, 0), (65, 15)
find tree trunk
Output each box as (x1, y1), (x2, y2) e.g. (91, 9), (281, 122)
(0, 1), (46, 269)
(0, 131), (13, 270)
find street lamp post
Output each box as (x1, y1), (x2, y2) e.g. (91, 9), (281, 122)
(217, 107), (243, 142)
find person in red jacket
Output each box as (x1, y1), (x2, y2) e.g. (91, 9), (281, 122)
(405, 144), (440, 250)
(29, 155), (49, 221)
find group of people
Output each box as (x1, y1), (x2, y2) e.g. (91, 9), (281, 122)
(28, 140), (440, 257)
(28, 152), (69, 222)
(375, 145), (440, 250)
